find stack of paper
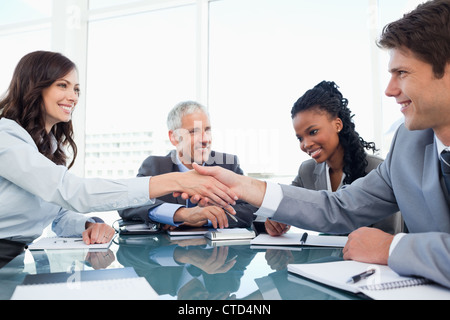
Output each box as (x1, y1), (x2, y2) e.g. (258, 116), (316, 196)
(204, 228), (256, 240)
(27, 236), (114, 251)
(11, 267), (159, 300)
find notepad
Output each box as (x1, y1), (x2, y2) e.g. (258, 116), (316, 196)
(11, 277), (158, 300)
(204, 228), (256, 240)
(250, 233), (347, 248)
(27, 236), (114, 250)
(10, 267), (159, 300)
(287, 260), (450, 300)
(167, 227), (212, 236)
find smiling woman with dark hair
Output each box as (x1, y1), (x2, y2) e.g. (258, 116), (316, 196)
(291, 81), (377, 187)
(0, 51), (237, 244)
(264, 81), (403, 236)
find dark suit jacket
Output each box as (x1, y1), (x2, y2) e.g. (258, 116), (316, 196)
(118, 150), (258, 228)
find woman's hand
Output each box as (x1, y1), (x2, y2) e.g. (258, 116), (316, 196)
(82, 222), (115, 245)
(265, 218), (290, 236)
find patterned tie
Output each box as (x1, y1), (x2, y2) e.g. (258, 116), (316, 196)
(440, 150), (450, 193)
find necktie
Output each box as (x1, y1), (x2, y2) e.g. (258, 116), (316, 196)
(440, 150), (450, 193)
(186, 199), (196, 208)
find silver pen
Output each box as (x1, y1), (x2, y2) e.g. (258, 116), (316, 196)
(346, 268), (376, 284)
(224, 208), (238, 222)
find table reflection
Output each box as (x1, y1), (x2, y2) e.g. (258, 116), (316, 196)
(116, 234), (256, 300)
(0, 233), (361, 300)
(0, 239), (27, 270)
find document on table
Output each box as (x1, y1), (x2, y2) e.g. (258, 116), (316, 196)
(27, 236), (114, 250)
(11, 267), (159, 300)
(250, 233), (347, 248)
(167, 227), (212, 236)
(204, 228), (256, 240)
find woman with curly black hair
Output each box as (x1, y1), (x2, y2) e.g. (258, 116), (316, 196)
(265, 81), (403, 236)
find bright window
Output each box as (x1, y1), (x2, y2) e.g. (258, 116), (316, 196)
(85, 4), (197, 177)
(209, 0), (373, 181)
(0, 0), (52, 26)
(0, 0), (427, 181)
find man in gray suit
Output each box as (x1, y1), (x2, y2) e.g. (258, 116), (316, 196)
(188, 0), (450, 288)
(119, 101), (257, 229)
(288, 154), (402, 235)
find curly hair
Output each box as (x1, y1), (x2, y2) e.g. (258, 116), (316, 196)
(291, 81), (377, 185)
(0, 51), (77, 168)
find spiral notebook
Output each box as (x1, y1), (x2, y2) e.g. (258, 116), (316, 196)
(287, 260), (450, 300)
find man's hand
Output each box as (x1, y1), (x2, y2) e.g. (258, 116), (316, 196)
(265, 218), (290, 237)
(343, 227), (394, 265)
(174, 206), (229, 229)
(152, 169), (238, 209)
(82, 222), (115, 245)
(174, 163), (266, 208)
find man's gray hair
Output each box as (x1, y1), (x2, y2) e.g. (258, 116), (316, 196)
(166, 100), (210, 131)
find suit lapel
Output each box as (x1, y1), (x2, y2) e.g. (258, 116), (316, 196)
(166, 151), (187, 206)
(313, 163), (328, 191)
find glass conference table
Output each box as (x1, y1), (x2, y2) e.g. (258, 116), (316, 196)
(0, 230), (362, 301)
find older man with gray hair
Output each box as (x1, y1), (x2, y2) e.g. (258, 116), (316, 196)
(119, 101), (257, 229)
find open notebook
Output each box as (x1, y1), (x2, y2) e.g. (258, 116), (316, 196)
(288, 260), (450, 300)
(251, 233), (347, 248)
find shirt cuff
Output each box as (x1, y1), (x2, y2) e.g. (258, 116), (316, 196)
(149, 203), (185, 226)
(127, 176), (154, 206)
(389, 233), (407, 256)
(254, 181), (282, 219)
(73, 216), (95, 237)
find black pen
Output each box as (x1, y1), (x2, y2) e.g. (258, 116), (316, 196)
(346, 268), (376, 284)
(300, 232), (308, 245)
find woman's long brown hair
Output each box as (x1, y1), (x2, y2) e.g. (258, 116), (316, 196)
(0, 51), (78, 168)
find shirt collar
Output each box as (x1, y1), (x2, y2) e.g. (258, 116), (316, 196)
(324, 162), (345, 192)
(174, 152), (205, 172)
(435, 135), (450, 155)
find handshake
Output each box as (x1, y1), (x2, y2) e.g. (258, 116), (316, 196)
(151, 163), (266, 221)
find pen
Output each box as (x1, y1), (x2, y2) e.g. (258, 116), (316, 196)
(300, 232), (308, 245)
(346, 268), (376, 284)
(224, 208), (238, 222)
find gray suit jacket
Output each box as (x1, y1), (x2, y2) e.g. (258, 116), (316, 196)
(118, 150), (258, 228)
(292, 154), (403, 234)
(273, 125), (450, 288)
